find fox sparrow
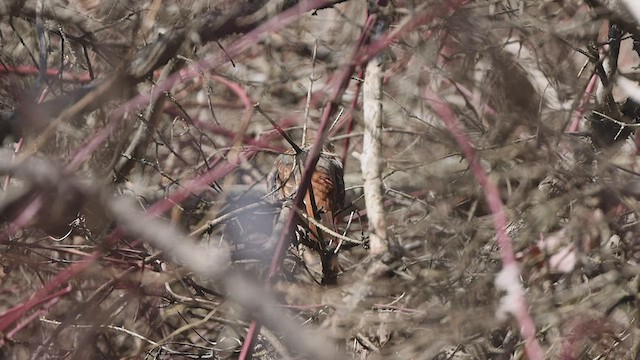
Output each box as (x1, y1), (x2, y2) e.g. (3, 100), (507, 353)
(267, 143), (345, 285)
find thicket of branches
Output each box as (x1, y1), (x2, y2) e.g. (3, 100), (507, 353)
(1, 0), (640, 359)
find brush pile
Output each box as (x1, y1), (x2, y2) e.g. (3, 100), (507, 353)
(1, 1), (640, 359)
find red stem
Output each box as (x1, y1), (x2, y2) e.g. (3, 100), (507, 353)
(568, 74), (597, 132)
(425, 87), (543, 360)
(0, 65), (92, 83)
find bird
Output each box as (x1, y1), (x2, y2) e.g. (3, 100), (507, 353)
(267, 142), (345, 285)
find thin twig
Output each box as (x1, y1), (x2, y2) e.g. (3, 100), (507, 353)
(255, 103), (303, 154)
(302, 39), (319, 145)
(34, 0), (47, 93)
(287, 204), (363, 245)
(592, 110), (640, 128)
(39, 317), (192, 356)
(189, 202), (270, 237)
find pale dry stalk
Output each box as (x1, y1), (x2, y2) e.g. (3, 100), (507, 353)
(361, 57), (388, 256)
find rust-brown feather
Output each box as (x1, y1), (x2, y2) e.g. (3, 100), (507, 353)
(267, 145), (345, 285)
